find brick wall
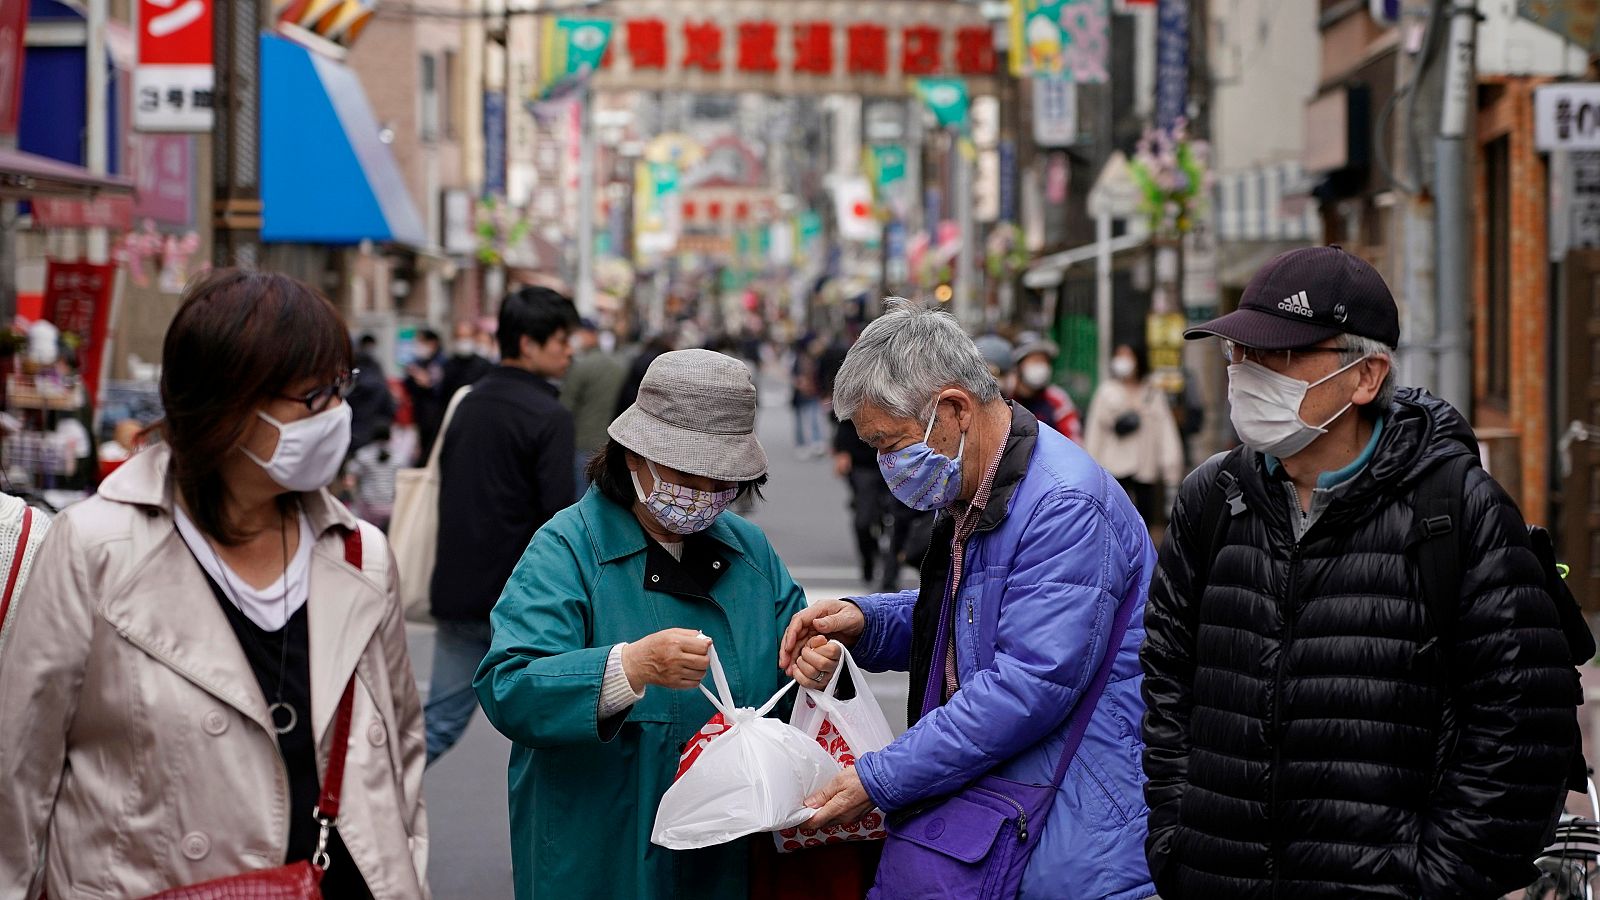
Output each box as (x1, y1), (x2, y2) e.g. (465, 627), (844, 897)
(1475, 76), (1551, 524)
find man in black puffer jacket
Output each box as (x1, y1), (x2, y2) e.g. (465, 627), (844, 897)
(1143, 247), (1580, 900)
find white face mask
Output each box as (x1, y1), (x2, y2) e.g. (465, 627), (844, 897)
(453, 339), (479, 357)
(243, 402), (353, 492)
(1227, 356), (1366, 459)
(1110, 357), (1137, 380)
(1020, 360), (1053, 390)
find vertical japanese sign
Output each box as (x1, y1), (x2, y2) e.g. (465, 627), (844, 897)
(1155, 0), (1189, 130)
(129, 133), (195, 225)
(135, 0), (214, 131)
(0, 0), (26, 137)
(633, 160), (680, 263)
(1008, 0), (1108, 83)
(43, 261), (118, 410)
(484, 91), (507, 196)
(1031, 76), (1077, 146)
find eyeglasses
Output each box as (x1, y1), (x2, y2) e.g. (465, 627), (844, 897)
(279, 369), (358, 414)
(1221, 340), (1345, 369)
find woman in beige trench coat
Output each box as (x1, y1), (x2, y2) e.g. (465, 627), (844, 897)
(0, 270), (428, 900)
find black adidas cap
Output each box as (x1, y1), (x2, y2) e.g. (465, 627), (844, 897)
(1184, 246), (1401, 350)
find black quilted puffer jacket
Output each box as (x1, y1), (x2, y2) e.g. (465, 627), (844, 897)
(1141, 388), (1579, 900)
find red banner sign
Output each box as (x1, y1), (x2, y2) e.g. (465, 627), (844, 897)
(605, 18), (997, 80)
(43, 261), (117, 409)
(31, 196), (136, 230)
(0, 0), (27, 137)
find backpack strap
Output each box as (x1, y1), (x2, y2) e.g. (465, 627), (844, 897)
(1411, 454), (1478, 640)
(1187, 447), (1249, 596)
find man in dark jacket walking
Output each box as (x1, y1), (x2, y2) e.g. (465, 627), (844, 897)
(426, 285), (579, 764)
(1142, 247), (1580, 899)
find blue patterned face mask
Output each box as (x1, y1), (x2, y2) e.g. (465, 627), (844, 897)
(877, 401), (966, 511)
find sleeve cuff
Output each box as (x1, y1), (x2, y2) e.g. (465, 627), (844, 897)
(597, 643), (645, 722)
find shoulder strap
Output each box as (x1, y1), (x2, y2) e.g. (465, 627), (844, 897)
(1190, 448), (1248, 597)
(1050, 584), (1139, 789)
(0, 506), (34, 632)
(313, 527), (362, 851)
(425, 386), (473, 470)
(1413, 454), (1477, 636)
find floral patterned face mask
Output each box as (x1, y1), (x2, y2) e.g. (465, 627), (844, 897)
(877, 400), (966, 511)
(631, 460), (739, 535)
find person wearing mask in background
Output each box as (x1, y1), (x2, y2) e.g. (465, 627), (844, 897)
(1084, 343), (1185, 532)
(404, 328), (447, 462)
(0, 269), (428, 898)
(349, 334), (397, 455)
(787, 301), (1155, 900)
(425, 286), (579, 765)
(562, 319), (630, 495)
(474, 349), (831, 899)
(1143, 247), (1581, 899)
(440, 320), (495, 401)
(1010, 336), (1083, 442)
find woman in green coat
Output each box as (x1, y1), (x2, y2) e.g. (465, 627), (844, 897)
(474, 349), (842, 899)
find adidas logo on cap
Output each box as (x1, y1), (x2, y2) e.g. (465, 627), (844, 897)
(1277, 290), (1314, 318)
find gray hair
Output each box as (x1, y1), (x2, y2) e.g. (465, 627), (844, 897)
(1337, 334), (1397, 412)
(833, 298), (1002, 421)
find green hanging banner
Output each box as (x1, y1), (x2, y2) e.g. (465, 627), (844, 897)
(915, 78), (970, 130)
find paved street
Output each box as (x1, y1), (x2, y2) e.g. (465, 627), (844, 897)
(410, 368), (912, 898)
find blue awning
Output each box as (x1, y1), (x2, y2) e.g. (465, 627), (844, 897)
(260, 33), (426, 247)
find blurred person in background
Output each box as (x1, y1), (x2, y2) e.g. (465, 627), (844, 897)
(1010, 336), (1083, 443)
(562, 318), (629, 495)
(791, 332), (827, 458)
(0, 269), (427, 898)
(349, 334), (397, 456)
(1084, 343), (1185, 531)
(426, 285), (579, 765)
(345, 423), (400, 532)
(441, 320), (495, 401)
(0, 492), (49, 663)
(404, 328), (447, 462)
(616, 331), (675, 418)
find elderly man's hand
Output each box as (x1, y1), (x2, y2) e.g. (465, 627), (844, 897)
(780, 600), (865, 672)
(803, 766), (874, 830)
(789, 635), (843, 689)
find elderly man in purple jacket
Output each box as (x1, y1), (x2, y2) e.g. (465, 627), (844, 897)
(781, 300), (1156, 900)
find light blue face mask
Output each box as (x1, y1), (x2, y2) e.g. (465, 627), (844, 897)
(877, 401), (966, 511)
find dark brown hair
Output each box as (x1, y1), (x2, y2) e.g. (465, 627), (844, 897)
(160, 268), (353, 544)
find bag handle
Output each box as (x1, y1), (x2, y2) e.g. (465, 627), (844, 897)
(804, 640), (869, 703)
(0, 505), (34, 633)
(424, 386), (473, 471)
(1048, 591), (1138, 791)
(310, 526), (363, 871)
(698, 640), (800, 720)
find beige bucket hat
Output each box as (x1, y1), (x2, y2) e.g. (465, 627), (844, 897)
(608, 349), (769, 482)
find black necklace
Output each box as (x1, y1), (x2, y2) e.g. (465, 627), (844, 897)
(209, 511), (296, 735)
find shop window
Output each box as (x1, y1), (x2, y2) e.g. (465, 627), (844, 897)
(420, 54), (439, 143)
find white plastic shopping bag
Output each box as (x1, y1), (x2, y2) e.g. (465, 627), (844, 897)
(651, 643), (840, 851)
(776, 642), (895, 851)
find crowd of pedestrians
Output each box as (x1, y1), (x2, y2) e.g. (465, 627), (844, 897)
(0, 246), (1591, 900)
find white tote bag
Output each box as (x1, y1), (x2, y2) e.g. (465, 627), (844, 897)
(389, 385), (471, 621)
(651, 643), (839, 850)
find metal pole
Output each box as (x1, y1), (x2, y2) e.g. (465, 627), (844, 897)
(954, 132), (977, 329)
(1096, 208), (1113, 385)
(85, 0), (109, 264)
(576, 82), (597, 317)
(1435, 0), (1477, 416)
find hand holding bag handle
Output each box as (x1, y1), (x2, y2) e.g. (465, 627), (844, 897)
(139, 528), (365, 900)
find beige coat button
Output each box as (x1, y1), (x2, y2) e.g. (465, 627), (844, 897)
(202, 710), (228, 736)
(181, 831), (211, 860)
(368, 722), (388, 746)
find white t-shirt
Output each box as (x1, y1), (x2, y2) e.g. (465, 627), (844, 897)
(174, 506), (315, 632)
